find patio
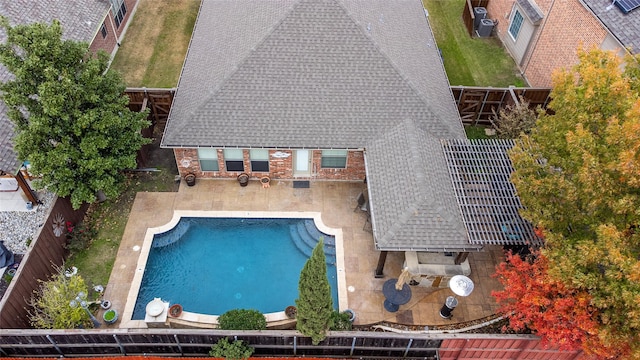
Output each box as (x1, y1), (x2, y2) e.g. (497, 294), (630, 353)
(105, 179), (504, 328)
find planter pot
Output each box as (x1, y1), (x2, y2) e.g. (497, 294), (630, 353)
(185, 173), (196, 187)
(100, 300), (111, 310)
(344, 309), (356, 322)
(103, 309), (118, 325)
(169, 304), (183, 318)
(237, 173), (249, 187)
(285, 305), (297, 319)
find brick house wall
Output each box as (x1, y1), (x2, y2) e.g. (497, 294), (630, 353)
(174, 149), (366, 181)
(89, 0), (138, 56)
(486, 0), (607, 87)
(523, 0), (605, 87)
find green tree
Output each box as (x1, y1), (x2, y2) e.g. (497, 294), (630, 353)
(28, 266), (94, 329)
(218, 309), (266, 330)
(509, 47), (640, 356)
(0, 18), (150, 209)
(296, 238), (333, 345)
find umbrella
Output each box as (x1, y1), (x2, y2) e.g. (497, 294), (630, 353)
(395, 267), (411, 290)
(449, 275), (474, 297)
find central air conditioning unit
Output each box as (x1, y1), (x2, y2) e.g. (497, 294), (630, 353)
(477, 18), (495, 37)
(473, 7), (487, 30)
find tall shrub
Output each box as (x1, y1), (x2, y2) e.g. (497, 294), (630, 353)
(296, 238), (333, 345)
(28, 266), (93, 329)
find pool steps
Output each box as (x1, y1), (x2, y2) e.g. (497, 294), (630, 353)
(152, 219), (192, 248)
(289, 219), (336, 264)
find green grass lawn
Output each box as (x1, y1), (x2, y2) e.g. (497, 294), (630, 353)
(68, 170), (178, 288)
(110, 0), (200, 88)
(424, 0), (526, 87)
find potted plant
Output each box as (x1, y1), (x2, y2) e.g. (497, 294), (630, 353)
(169, 304), (183, 318)
(285, 305), (297, 319)
(184, 173), (196, 187)
(237, 173), (249, 187)
(103, 309), (118, 325)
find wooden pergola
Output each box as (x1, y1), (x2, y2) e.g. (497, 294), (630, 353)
(441, 138), (543, 248)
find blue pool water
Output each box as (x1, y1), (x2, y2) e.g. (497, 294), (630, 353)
(132, 217), (338, 319)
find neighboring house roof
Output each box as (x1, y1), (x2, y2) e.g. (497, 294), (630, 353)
(0, 0), (111, 173)
(161, 0), (464, 149)
(581, 0), (640, 54)
(365, 119), (476, 252)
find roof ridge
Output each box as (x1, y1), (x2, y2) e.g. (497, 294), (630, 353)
(190, 0), (443, 135)
(183, 0), (303, 121)
(333, 0), (444, 125)
(374, 119), (468, 248)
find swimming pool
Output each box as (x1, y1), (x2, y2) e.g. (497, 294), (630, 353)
(124, 211), (345, 326)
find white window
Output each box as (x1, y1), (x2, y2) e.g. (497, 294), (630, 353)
(110, 0), (127, 27)
(224, 149), (244, 172)
(197, 148), (219, 171)
(321, 150), (347, 169)
(250, 149), (269, 172)
(508, 10), (524, 40)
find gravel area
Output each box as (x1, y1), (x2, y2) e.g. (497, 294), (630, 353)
(0, 191), (56, 254)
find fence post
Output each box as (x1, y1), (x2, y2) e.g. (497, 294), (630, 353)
(46, 335), (63, 356)
(403, 338), (413, 358)
(350, 336), (357, 356)
(173, 334), (183, 355)
(293, 335), (297, 355)
(113, 334), (126, 355)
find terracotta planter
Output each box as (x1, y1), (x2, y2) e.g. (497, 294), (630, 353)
(169, 304), (183, 318)
(285, 305), (297, 319)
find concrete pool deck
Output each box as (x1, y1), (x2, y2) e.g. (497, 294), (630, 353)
(104, 179), (504, 328)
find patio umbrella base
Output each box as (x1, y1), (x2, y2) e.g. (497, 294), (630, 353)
(383, 299), (400, 312)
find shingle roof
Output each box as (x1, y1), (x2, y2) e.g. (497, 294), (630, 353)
(365, 119), (476, 252)
(161, 0), (464, 149)
(0, 0), (111, 173)
(581, 0), (640, 54)
(517, 0), (543, 25)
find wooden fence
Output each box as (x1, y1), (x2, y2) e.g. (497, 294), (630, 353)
(451, 86), (552, 126)
(0, 197), (89, 328)
(125, 88), (175, 169)
(125, 86), (552, 130)
(124, 87), (175, 131)
(0, 329), (585, 359)
(462, 0), (490, 37)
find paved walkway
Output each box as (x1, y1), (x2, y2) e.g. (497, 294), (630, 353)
(104, 179), (504, 328)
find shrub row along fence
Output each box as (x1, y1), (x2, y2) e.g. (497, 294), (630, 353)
(451, 86), (552, 126)
(0, 329), (584, 359)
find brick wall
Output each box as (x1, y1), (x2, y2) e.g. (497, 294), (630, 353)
(174, 149), (366, 181)
(487, 0), (606, 87)
(88, 0), (138, 56)
(524, 0), (605, 87)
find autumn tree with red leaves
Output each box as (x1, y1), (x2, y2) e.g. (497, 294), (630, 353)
(492, 252), (625, 358)
(503, 47), (640, 358)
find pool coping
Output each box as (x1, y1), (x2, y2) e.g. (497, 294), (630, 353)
(120, 210), (347, 329)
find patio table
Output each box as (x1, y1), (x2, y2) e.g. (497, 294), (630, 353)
(382, 278), (412, 312)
